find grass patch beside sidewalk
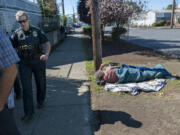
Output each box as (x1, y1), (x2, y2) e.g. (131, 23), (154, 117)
(86, 61), (100, 91)
(81, 36), (100, 91)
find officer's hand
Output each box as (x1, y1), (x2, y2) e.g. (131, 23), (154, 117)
(40, 54), (48, 61)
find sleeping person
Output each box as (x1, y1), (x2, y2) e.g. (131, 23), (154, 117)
(95, 63), (174, 85)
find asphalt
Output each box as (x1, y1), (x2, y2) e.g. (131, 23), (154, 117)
(127, 28), (180, 57)
(105, 26), (180, 57)
(14, 29), (93, 135)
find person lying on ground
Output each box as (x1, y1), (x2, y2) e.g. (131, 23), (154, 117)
(95, 63), (178, 85)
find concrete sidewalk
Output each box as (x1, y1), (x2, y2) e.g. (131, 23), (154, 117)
(14, 29), (93, 135)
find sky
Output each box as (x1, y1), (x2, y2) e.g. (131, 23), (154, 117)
(60, 0), (180, 15)
(147, 0), (180, 10)
(57, 0), (79, 15)
(29, 0), (180, 15)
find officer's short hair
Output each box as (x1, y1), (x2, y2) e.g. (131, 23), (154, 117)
(16, 10), (29, 21)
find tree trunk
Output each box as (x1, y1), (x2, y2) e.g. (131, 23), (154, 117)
(170, 0), (175, 29)
(90, 0), (102, 71)
(101, 25), (104, 41)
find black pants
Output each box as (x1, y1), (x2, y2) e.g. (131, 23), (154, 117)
(14, 73), (22, 98)
(0, 106), (21, 135)
(19, 59), (46, 115)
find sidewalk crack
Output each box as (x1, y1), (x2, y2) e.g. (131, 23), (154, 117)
(67, 63), (73, 78)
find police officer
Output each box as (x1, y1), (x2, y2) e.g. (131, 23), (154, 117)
(10, 10), (51, 122)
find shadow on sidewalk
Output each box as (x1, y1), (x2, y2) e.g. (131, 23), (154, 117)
(14, 76), (92, 135)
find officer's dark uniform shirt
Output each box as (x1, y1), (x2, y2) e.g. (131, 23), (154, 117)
(10, 25), (48, 59)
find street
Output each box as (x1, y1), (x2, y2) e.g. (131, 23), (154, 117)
(128, 28), (180, 57)
(105, 27), (180, 57)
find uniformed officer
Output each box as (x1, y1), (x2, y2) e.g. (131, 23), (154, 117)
(10, 10), (51, 122)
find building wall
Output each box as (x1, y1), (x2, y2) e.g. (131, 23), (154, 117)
(130, 12), (149, 26)
(155, 12), (171, 22)
(146, 11), (156, 26)
(0, 0), (41, 32)
(131, 11), (172, 26)
(130, 13), (145, 26)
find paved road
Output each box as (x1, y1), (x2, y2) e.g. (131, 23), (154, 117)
(128, 28), (180, 57)
(105, 27), (180, 57)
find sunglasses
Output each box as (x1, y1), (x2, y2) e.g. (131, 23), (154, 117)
(18, 19), (27, 24)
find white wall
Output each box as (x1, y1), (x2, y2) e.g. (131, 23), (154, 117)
(130, 13), (147, 26)
(130, 11), (156, 26)
(146, 11), (156, 26)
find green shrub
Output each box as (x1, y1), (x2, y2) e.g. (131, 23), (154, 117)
(82, 25), (92, 38)
(111, 27), (127, 40)
(166, 20), (171, 26)
(178, 18), (180, 24)
(152, 20), (166, 27)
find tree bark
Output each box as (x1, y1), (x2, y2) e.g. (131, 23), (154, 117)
(90, 0), (102, 71)
(170, 0), (175, 29)
(62, 0), (65, 16)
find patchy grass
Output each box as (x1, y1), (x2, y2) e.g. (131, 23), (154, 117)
(85, 60), (100, 91)
(82, 37), (100, 91)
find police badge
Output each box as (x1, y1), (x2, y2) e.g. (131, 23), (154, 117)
(33, 31), (38, 37)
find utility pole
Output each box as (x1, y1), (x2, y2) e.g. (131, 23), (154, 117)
(170, 0), (176, 28)
(90, 0), (102, 71)
(62, 0), (65, 16)
(41, 0), (45, 17)
(72, 7), (76, 24)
